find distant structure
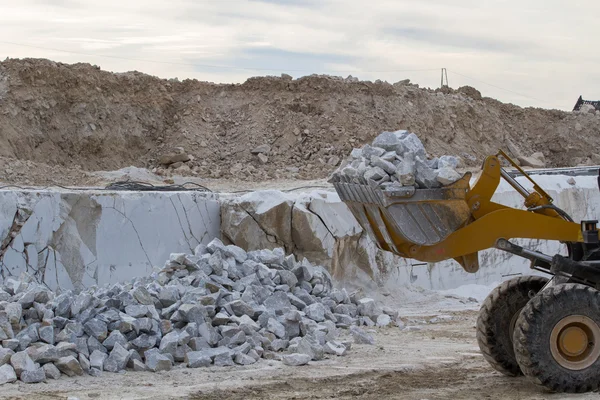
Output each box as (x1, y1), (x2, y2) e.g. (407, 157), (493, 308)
(573, 95), (600, 111)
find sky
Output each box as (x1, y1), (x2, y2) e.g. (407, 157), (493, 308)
(0, 0), (598, 110)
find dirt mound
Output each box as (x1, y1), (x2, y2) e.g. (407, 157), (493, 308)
(1, 58), (599, 184)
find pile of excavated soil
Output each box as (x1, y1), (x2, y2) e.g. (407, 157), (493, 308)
(1, 58), (600, 186)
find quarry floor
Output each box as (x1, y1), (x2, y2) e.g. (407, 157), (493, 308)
(0, 302), (596, 400)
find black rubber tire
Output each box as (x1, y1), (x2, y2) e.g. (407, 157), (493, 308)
(513, 283), (600, 393)
(476, 275), (549, 377)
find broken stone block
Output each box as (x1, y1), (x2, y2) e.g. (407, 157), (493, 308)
(436, 167), (461, 185)
(415, 157), (440, 189)
(10, 351), (36, 377)
(267, 318), (286, 339)
(38, 325), (54, 345)
(234, 352), (257, 365)
(42, 363), (61, 380)
(125, 305), (148, 319)
(21, 366), (46, 383)
(296, 335), (324, 361)
(281, 353), (311, 366)
(399, 133), (426, 159)
(377, 314), (392, 327)
(214, 352), (235, 366)
(324, 341), (348, 356)
(395, 156), (416, 186)
(132, 359), (147, 372)
(438, 155), (459, 169)
(350, 326), (375, 345)
(0, 364), (17, 384)
(146, 352), (172, 372)
(103, 330), (129, 351)
(304, 303), (326, 322)
(55, 356), (84, 377)
(0, 348), (14, 367)
(185, 351), (212, 368)
(83, 319), (108, 342)
(103, 343), (130, 373)
(89, 350), (107, 371)
(363, 166), (387, 181)
(370, 156), (397, 175)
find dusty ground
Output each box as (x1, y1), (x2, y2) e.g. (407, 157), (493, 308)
(0, 301), (595, 400)
(2, 58), (600, 187)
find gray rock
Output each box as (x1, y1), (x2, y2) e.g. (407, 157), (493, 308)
(0, 348), (14, 367)
(71, 293), (92, 316)
(84, 319), (108, 342)
(20, 365), (45, 383)
(361, 145), (386, 159)
(55, 356), (84, 377)
(131, 334), (158, 349)
(2, 340), (19, 352)
(103, 330), (128, 351)
(296, 336), (324, 361)
(267, 318), (286, 339)
(324, 341), (348, 356)
(37, 325), (54, 345)
(0, 364), (17, 384)
(372, 131), (402, 152)
(439, 155), (459, 169)
(415, 157), (440, 189)
(133, 317), (155, 335)
(5, 303), (22, 327)
(198, 323), (221, 346)
(42, 363), (61, 380)
(399, 132), (426, 159)
(87, 336), (107, 355)
(131, 359), (147, 372)
(234, 353), (256, 365)
(146, 352), (172, 372)
(269, 339), (289, 352)
(158, 287), (180, 308)
(264, 291), (292, 313)
(125, 305), (148, 318)
(305, 303), (326, 322)
(10, 351), (36, 377)
(436, 167), (461, 185)
(281, 353), (311, 366)
(377, 314), (392, 327)
(227, 300), (256, 318)
(78, 353), (91, 373)
(185, 351), (212, 368)
(159, 331), (179, 355)
(214, 352), (234, 366)
(371, 156), (396, 175)
(359, 316), (375, 327)
(286, 294), (307, 310)
(132, 287), (155, 305)
(364, 166), (387, 181)
(350, 326), (375, 345)
(88, 367), (102, 377)
(89, 350), (107, 371)
(357, 298), (378, 319)
(395, 156), (416, 186)
(103, 343), (131, 373)
(224, 245), (247, 263)
(277, 270), (298, 288)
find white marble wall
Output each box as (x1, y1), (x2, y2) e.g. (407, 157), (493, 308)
(0, 190), (220, 291)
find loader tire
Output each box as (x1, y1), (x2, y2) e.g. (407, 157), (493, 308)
(476, 275), (549, 376)
(513, 283), (600, 393)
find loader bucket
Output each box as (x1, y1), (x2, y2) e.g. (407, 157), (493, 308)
(332, 173), (472, 257)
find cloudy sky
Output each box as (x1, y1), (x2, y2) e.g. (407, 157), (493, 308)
(1, 0), (598, 110)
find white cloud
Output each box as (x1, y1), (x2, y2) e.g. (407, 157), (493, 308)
(0, 0), (598, 110)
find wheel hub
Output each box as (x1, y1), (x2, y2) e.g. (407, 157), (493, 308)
(550, 315), (600, 370)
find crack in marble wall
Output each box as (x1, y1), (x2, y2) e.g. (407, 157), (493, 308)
(0, 190), (220, 291)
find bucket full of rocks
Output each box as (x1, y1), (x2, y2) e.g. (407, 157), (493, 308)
(329, 130), (472, 248)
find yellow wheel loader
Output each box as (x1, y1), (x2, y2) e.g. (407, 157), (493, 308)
(332, 150), (600, 393)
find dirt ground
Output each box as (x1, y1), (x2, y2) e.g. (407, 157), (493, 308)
(2, 58), (600, 187)
(0, 304), (596, 400)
